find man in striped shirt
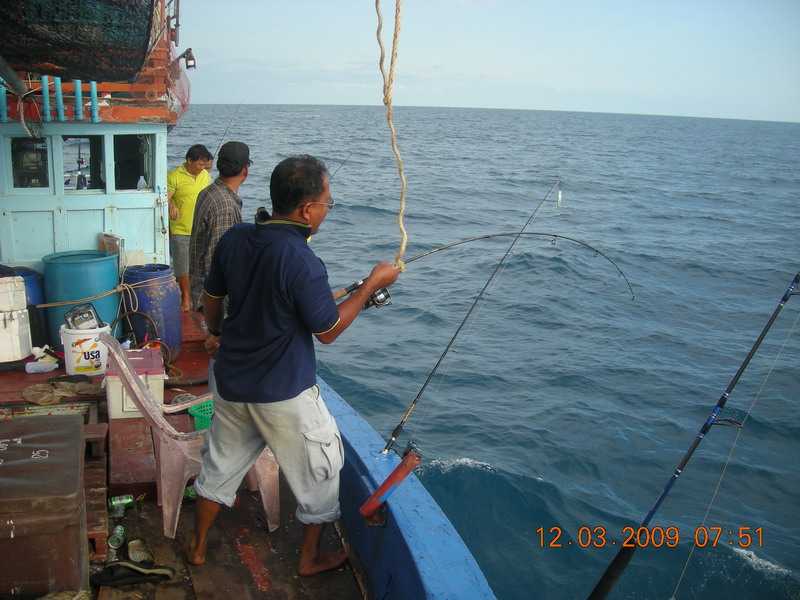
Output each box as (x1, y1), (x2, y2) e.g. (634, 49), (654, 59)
(188, 141), (252, 312)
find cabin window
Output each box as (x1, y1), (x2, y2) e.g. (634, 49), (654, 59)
(62, 135), (105, 191)
(11, 137), (50, 188)
(114, 134), (154, 190)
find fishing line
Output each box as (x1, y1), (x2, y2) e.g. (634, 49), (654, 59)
(329, 152), (352, 180)
(482, 182), (563, 295)
(213, 100), (243, 157)
(670, 307), (800, 600)
(402, 182), (563, 450)
(382, 182), (572, 454)
(588, 271), (800, 600)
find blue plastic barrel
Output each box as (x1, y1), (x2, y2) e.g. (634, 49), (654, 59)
(42, 250), (120, 350)
(13, 267), (47, 347)
(122, 264), (182, 362)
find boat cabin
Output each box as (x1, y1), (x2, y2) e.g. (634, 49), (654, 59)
(0, 0), (189, 272)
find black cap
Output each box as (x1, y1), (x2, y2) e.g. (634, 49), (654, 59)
(217, 141), (252, 172)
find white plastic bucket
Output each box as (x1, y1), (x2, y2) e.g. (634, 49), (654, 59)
(59, 323), (111, 375)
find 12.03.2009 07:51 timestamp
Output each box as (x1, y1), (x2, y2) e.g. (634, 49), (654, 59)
(536, 526), (764, 548)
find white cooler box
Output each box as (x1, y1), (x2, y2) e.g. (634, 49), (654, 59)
(104, 347), (166, 419)
(0, 309), (32, 363)
(0, 277), (31, 363)
(0, 276), (26, 311)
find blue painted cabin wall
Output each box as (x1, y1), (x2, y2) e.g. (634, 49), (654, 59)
(0, 122), (170, 272)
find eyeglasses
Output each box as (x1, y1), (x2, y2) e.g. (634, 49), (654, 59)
(304, 197), (336, 209)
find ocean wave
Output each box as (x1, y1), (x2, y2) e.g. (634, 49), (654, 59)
(417, 456), (499, 476)
(732, 548), (797, 580)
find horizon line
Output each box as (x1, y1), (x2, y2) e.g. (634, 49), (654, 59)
(186, 103), (800, 125)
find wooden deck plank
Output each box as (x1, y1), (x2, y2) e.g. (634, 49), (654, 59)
(86, 487), (110, 563)
(0, 366), (104, 406)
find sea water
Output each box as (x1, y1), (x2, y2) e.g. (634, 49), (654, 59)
(168, 105), (799, 600)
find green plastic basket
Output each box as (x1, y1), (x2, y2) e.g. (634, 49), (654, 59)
(187, 400), (214, 430)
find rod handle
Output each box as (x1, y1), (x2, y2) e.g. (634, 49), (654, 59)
(359, 451), (421, 518)
(332, 280), (364, 301)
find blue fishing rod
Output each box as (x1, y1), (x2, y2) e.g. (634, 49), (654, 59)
(588, 270), (800, 600)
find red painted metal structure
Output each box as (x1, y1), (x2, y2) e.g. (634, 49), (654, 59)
(359, 450), (421, 518)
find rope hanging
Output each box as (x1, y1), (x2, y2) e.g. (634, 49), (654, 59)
(375, 0), (408, 271)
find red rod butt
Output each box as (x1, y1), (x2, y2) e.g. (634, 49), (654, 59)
(359, 451), (422, 517)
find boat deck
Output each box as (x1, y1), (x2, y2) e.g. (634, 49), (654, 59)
(0, 311), (367, 600)
(99, 475), (367, 600)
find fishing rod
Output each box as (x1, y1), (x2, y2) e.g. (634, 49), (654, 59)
(405, 232), (635, 299)
(587, 270), (800, 600)
(213, 100), (243, 158)
(329, 152), (352, 180)
(381, 181), (564, 455)
(332, 231), (635, 305)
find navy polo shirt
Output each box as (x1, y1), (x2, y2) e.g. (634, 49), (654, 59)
(204, 219), (340, 403)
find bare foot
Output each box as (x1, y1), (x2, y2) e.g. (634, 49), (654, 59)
(297, 548), (349, 576)
(184, 535), (207, 566)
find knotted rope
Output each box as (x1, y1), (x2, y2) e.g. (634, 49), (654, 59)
(34, 274), (175, 309)
(375, 0), (408, 271)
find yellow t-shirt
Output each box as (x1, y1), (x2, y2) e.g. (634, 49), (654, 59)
(167, 164), (212, 235)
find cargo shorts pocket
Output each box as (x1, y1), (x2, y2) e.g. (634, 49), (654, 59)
(302, 416), (344, 485)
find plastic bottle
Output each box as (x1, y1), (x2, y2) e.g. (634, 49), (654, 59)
(136, 175), (147, 190)
(25, 361), (59, 373)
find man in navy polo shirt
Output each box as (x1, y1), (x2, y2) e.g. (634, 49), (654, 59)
(186, 155), (400, 575)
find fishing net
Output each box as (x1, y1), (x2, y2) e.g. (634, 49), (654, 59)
(165, 54), (191, 122)
(0, 0), (156, 82)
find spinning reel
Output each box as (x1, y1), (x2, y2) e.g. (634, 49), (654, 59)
(342, 279), (392, 310)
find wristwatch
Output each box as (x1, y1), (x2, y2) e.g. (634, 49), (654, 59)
(207, 328), (221, 336)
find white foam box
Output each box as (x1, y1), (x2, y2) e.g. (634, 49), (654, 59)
(0, 276), (27, 311)
(104, 347), (166, 419)
(0, 309), (32, 363)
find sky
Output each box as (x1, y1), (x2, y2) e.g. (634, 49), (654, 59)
(178, 0), (800, 123)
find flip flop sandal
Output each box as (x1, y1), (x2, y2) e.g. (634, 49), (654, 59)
(126, 538), (155, 564)
(90, 560), (174, 587)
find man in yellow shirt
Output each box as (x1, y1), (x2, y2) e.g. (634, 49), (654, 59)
(168, 144), (213, 311)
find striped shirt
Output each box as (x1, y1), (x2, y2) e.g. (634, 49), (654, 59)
(188, 179), (242, 311)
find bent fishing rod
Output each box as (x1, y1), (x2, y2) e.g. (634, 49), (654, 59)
(332, 231), (635, 304)
(379, 228), (634, 454)
(588, 270), (800, 600)
(404, 232), (635, 298)
(380, 180), (562, 453)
